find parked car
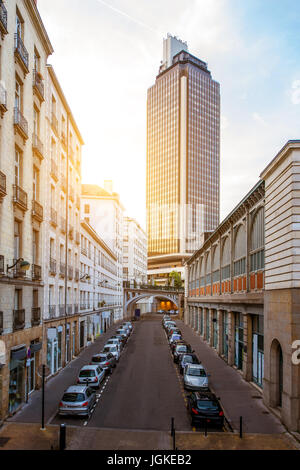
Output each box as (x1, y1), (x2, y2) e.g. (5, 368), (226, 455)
(178, 353), (200, 374)
(121, 325), (131, 336)
(116, 328), (129, 339)
(102, 344), (120, 361)
(106, 337), (122, 350)
(164, 321), (176, 331)
(171, 339), (187, 354)
(114, 333), (127, 347)
(169, 310), (175, 314)
(167, 328), (181, 338)
(187, 391), (224, 428)
(123, 322), (133, 331)
(169, 333), (182, 346)
(183, 364), (209, 391)
(173, 343), (193, 363)
(58, 385), (96, 417)
(77, 365), (105, 389)
(157, 310), (165, 314)
(90, 352), (117, 373)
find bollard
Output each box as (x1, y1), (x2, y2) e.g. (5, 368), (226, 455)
(171, 417), (175, 437)
(239, 416), (243, 438)
(59, 423), (66, 451)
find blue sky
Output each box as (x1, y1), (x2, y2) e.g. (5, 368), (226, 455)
(37, 0), (300, 229)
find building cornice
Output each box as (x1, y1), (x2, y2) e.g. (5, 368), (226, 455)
(260, 140), (300, 181)
(24, 0), (54, 57)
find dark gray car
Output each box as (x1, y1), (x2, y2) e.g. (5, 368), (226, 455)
(58, 385), (96, 417)
(90, 352), (117, 373)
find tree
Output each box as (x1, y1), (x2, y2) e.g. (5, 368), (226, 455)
(168, 271), (182, 289)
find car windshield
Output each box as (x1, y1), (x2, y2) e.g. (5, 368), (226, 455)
(62, 393), (85, 402)
(92, 356), (106, 362)
(197, 400), (218, 409)
(104, 346), (116, 352)
(79, 370), (95, 377)
(177, 346), (187, 352)
(187, 368), (206, 377)
(182, 355), (193, 363)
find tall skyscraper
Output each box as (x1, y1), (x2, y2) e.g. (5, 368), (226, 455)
(146, 34), (220, 285)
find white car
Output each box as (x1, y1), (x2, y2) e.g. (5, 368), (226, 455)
(77, 365), (105, 389)
(106, 338), (122, 349)
(183, 364), (210, 391)
(103, 344), (120, 361)
(123, 322), (133, 331)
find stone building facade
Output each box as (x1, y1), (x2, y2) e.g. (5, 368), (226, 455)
(185, 140), (300, 432)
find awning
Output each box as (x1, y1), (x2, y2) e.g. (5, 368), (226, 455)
(11, 345), (27, 360)
(30, 342), (42, 353)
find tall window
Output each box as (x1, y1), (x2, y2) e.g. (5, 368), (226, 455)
(16, 12), (23, 39)
(14, 220), (21, 260)
(33, 107), (40, 136)
(15, 78), (22, 111)
(32, 230), (38, 264)
(15, 149), (21, 186)
(33, 167), (39, 200)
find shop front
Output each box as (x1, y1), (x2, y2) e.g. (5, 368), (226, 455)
(47, 326), (63, 376)
(234, 313), (244, 370)
(9, 345), (27, 414)
(222, 312), (229, 359)
(0, 340), (6, 421)
(102, 311), (111, 332)
(212, 311), (218, 349)
(252, 315), (264, 387)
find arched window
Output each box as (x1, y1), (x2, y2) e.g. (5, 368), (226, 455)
(250, 207), (265, 272)
(205, 251), (211, 285)
(234, 224), (246, 276)
(200, 256), (205, 287)
(212, 244), (220, 283)
(221, 236), (230, 280)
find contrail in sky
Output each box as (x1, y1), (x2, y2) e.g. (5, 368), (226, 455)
(94, 0), (162, 36)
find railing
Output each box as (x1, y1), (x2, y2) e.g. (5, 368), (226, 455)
(0, 1), (8, 32)
(49, 257), (56, 274)
(13, 184), (28, 211)
(32, 133), (44, 159)
(123, 281), (184, 292)
(49, 305), (56, 319)
(0, 171), (6, 197)
(74, 304), (79, 314)
(33, 70), (44, 100)
(81, 247), (87, 256)
(32, 264), (41, 281)
(0, 311), (3, 334)
(50, 207), (57, 226)
(0, 254), (4, 274)
(12, 259), (26, 278)
(31, 307), (41, 326)
(32, 199), (43, 222)
(67, 304), (73, 315)
(0, 81), (7, 109)
(60, 216), (66, 233)
(13, 309), (25, 331)
(51, 112), (58, 134)
(59, 262), (65, 277)
(14, 33), (29, 71)
(51, 159), (58, 180)
(59, 304), (65, 316)
(14, 107), (28, 139)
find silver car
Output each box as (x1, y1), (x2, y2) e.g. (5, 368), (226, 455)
(77, 364), (105, 388)
(106, 337), (122, 350)
(183, 364), (209, 391)
(103, 344), (120, 361)
(59, 385), (96, 417)
(90, 352), (117, 372)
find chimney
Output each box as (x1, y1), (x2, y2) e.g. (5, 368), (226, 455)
(104, 180), (113, 194)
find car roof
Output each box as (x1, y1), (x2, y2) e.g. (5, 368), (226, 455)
(193, 391), (217, 401)
(92, 353), (107, 357)
(186, 363), (204, 369)
(64, 385), (87, 393)
(80, 365), (100, 370)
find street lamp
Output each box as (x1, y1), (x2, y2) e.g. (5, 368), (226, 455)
(7, 257), (30, 272)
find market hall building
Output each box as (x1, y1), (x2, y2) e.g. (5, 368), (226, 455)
(185, 140), (300, 433)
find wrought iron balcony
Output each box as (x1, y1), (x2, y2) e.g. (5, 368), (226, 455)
(60, 216), (66, 234)
(67, 304), (73, 315)
(51, 112), (58, 135)
(0, 1), (8, 37)
(13, 309), (25, 331)
(13, 184), (28, 211)
(31, 307), (41, 326)
(14, 107), (28, 140)
(59, 262), (65, 277)
(0, 255), (4, 274)
(14, 34), (29, 73)
(11, 258), (26, 278)
(74, 304), (79, 314)
(0, 81), (7, 116)
(49, 257), (56, 275)
(59, 304), (65, 316)
(0, 311), (3, 335)
(32, 199), (43, 222)
(32, 264), (41, 281)
(51, 159), (58, 181)
(49, 305), (56, 319)
(32, 133), (44, 160)
(0, 171), (6, 199)
(50, 207), (57, 227)
(81, 247), (87, 256)
(33, 70), (44, 101)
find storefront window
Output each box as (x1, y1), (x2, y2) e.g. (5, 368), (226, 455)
(9, 357), (25, 414)
(206, 311), (210, 340)
(234, 313), (244, 370)
(213, 311), (218, 348)
(200, 310), (203, 335)
(57, 329), (62, 369)
(252, 315), (264, 387)
(222, 312), (228, 359)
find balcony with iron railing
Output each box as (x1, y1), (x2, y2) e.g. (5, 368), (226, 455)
(0, 311), (3, 334)
(33, 70), (44, 101)
(31, 307), (41, 326)
(67, 304), (73, 315)
(14, 107), (28, 140)
(32, 199), (43, 222)
(0, 81), (7, 116)
(60, 216), (66, 234)
(32, 264), (41, 281)
(10, 259), (26, 279)
(32, 133), (44, 160)
(59, 304), (65, 316)
(49, 257), (56, 275)
(59, 262), (65, 278)
(13, 184), (28, 211)
(74, 304), (79, 314)
(14, 33), (29, 73)
(51, 112), (58, 136)
(0, 1), (8, 37)
(81, 247), (87, 256)
(0, 171), (6, 199)
(50, 207), (57, 227)
(50, 159), (58, 181)
(49, 305), (56, 319)
(13, 309), (25, 331)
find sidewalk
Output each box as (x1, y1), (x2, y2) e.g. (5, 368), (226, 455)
(176, 320), (286, 434)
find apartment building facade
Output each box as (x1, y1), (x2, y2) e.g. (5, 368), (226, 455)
(81, 183), (124, 322)
(43, 64), (84, 377)
(79, 220), (119, 347)
(185, 141), (300, 433)
(123, 217), (147, 286)
(0, 0), (53, 421)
